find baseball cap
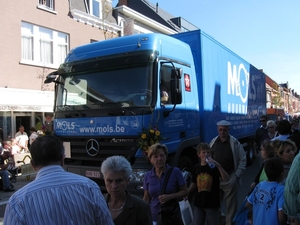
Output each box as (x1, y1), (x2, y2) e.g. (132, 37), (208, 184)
(217, 120), (231, 126)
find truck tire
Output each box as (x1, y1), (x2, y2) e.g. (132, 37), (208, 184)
(246, 143), (255, 166)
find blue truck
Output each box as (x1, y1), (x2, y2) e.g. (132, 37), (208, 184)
(45, 30), (266, 193)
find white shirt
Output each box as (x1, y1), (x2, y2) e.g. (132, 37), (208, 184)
(29, 132), (39, 145)
(15, 131), (29, 147)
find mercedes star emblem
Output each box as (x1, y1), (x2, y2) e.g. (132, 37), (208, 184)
(86, 139), (100, 156)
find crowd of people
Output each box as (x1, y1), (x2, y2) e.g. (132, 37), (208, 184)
(248, 115), (300, 225)
(0, 113), (54, 194)
(0, 115), (299, 225)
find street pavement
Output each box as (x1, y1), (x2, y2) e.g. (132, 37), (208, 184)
(0, 158), (260, 224)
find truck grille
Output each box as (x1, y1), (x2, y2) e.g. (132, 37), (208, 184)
(62, 137), (139, 166)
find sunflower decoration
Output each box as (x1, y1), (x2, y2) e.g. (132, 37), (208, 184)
(138, 126), (162, 155)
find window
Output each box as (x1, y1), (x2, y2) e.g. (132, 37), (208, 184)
(21, 22), (68, 68)
(39, 27), (53, 64)
(85, 0), (102, 18)
(21, 23), (33, 61)
(39, 0), (54, 10)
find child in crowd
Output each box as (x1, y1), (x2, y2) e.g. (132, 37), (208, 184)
(10, 139), (21, 155)
(246, 157), (287, 225)
(188, 143), (229, 225)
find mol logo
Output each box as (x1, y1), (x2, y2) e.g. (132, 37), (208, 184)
(56, 121), (76, 131)
(227, 62), (249, 114)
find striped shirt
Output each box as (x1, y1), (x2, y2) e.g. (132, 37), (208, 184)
(4, 165), (114, 225)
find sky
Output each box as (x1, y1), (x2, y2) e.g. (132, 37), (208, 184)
(114, 0), (300, 94)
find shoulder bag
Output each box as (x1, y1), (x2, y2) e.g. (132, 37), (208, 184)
(157, 167), (184, 225)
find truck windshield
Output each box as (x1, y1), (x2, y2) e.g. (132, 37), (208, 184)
(55, 63), (153, 111)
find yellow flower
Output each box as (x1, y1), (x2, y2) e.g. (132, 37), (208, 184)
(138, 126), (163, 153)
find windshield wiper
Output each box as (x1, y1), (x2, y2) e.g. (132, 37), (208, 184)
(57, 105), (86, 118)
(91, 101), (130, 108)
(108, 110), (136, 116)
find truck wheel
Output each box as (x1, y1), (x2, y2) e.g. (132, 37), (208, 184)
(246, 144), (255, 166)
(178, 156), (193, 187)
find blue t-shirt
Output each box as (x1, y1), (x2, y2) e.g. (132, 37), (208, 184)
(143, 165), (185, 222)
(247, 181), (284, 225)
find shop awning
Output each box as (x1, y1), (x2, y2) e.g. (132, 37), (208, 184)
(0, 88), (54, 112)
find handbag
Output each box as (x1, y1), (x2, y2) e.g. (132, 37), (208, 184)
(179, 197), (193, 225)
(157, 167), (184, 225)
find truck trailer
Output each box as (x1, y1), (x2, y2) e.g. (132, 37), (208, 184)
(45, 30), (266, 193)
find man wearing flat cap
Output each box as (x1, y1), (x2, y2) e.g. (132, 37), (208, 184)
(209, 120), (246, 225)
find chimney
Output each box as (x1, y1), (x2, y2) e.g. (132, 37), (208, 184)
(119, 0), (128, 6)
(156, 3), (158, 13)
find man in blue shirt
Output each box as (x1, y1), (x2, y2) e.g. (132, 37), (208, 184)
(4, 135), (114, 225)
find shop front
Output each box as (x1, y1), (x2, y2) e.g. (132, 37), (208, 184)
(0, 88), (54, 142)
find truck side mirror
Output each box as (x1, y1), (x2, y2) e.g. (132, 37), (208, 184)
(170, 68), (182, 104)
(44, 71), (59, 84)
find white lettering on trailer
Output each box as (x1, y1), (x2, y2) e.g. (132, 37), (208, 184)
(227, 62), (249, 114)
(56, 121), (76, 130)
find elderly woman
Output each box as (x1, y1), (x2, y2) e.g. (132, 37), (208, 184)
(101, 155), (152, 225)
(143, 143), (188, 224)
(273, 139), (297, 184)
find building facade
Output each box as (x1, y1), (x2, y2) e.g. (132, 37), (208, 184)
(0, 0), (120, 140)
(265, 74), (300, 120)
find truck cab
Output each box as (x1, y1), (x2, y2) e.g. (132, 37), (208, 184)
(45, 33), (200, 193)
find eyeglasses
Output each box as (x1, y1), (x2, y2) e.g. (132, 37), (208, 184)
(260, 120), (266, 122)
(267, 127), (275, 129)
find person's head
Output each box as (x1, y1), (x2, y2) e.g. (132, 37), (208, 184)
(11, 139), (17, 145)
(216, 120), (231, 140)
(101, 155), (132, 180)
(30, 135), (65, 169)
(260, 140), (275, 160)
(276, 120), (291, 135)
(147, 143), (168, 168)
(30, 127), (37, 133)
(293, 118), (299, 126)
(45, 113), (53, 122)
(276, 139), (296, 165)
(196, 142), (211, 163)
(264, 157), (283, 182)
(19, 125), (25, 133)
(1, 150), (12, 159)
(271, 139), (282, 152)
(260, 115), (268, 127)
(101, 156), (132, 197)
(266, 120), (276, 134)
(3, 141), (11, 150)
(160, 91), (169, 103)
